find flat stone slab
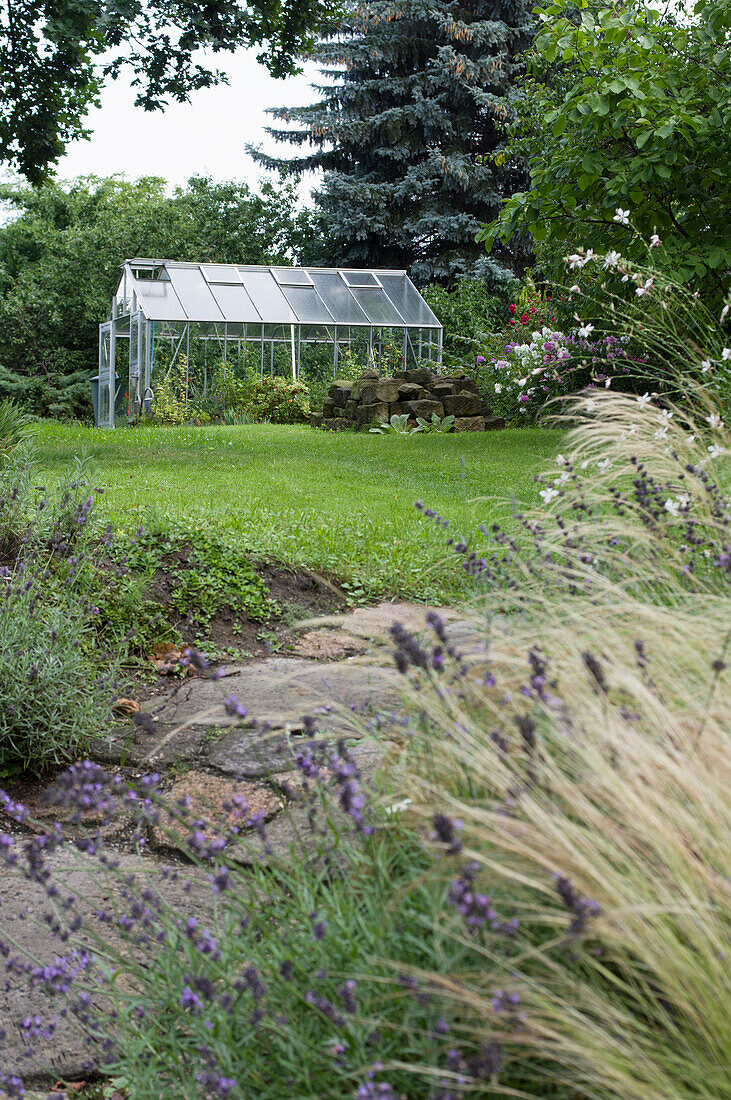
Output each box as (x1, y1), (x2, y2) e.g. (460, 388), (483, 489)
(149, 772), (283, 853)
(208, 732), (392, 781)
(0, 848), (214, 1085)
(294, 602), (464, 644)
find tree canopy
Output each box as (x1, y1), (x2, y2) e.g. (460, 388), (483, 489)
(481, 0), (731, 301)
(255, 0), (533, 286)
(0, 174), (318, 416)
(0, 0), (340, 184)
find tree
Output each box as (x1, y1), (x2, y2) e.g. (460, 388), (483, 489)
(0, 174), (318, 416)
(254, 0), (534, 286)
(0, 0), (340, 184)
(481, 0), (731, 303)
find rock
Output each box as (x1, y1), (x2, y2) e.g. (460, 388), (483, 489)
(149, 772), (283, 854)
(403, 367), (434, 388)
(442, 394), (484, 417)
(290, 630), (368, 660)
(310, 413), (323, 429)
(453, 416), (486, 432)
(343, 399), (357, 418)
(112, 698), (140, 716)
(329, 380), (353, 404)
(294, 601), (464, 644)
(430, 382), (455, 398)
(322, 396), (335, 415)
(358, 368), (380, 380)
(360, 380), (401, 405)
(401, 399), (444, 419)
(458, 378), (480, 394)
(356, 401), (390, 429)
(397, 382), (427, 401)
(484, 416), (507, 430)
(321, 417), (355, 431)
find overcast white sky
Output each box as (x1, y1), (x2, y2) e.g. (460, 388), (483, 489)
(54, 49), (322, 201)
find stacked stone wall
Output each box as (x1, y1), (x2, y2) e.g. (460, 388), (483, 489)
(311, 366), (505, 432)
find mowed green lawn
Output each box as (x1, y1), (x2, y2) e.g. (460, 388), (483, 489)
(35, 422), (563, 603)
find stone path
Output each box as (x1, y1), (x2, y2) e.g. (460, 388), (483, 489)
(0, 603), (484, 1094)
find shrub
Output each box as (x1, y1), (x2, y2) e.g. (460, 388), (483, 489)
(0, 398), (33, 463)
(0, 453), (114, 775)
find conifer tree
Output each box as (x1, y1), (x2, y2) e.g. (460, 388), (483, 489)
(255, 0), (533, 285)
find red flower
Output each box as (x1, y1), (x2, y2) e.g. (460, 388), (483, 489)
(508, 303), (517, 314)
(520, 313), (529, 324)
(545, 294), (551, 301)
(530, 306), (536, 313)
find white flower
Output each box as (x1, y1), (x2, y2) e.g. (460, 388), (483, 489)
(621, 273), (630, 283)
(649, 233), (661, 248)
(384, 798), (413, 816)
(585, 398), (597, 411)
(518, 377), (527, 387)
(557, 347), (570, 360)
(584, 249), (595, 264)
(722, 348), (731, 361)
(636, 392), (652, 409)
(569, 284), (581, 293)
(708, 443), (726, 458)
(678, 494), (690, 508)
(654, 426), (669, 438)
(613, 208), (630, 225)
(597, 458), (613, 472)
(635, 277), (654, 298)
(604, 378), (612, 388)
(603, 250), (622, 268)
(701, 360), (712, 373)
(555, 453), (567, 466)
(706, 413), (724, 429)
(494, 383), (502, 393)
(658, 409), (673, 423)
(554, 471), (570, 485)
(664, 498), (680, 518)
(686, 434), (696, 444)
(539, 487), (560, 504)
(721, 303), (729, 323)
(567, 253), (584, 270)
(580, 460), (590, 470)
(578, 323), (594, 338)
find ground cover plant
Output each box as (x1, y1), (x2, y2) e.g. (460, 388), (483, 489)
(32, 422), (561, 604)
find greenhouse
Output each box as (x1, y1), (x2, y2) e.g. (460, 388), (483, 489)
(95, 259), (443, 427)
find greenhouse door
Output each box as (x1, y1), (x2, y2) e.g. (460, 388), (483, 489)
(128, 312), (143, 422)
(98, 321), (115, 428)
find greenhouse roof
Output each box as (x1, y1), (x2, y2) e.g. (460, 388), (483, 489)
(116, 260), (441, 329)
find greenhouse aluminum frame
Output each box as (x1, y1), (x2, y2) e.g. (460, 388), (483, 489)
(96, 259), (444, 427)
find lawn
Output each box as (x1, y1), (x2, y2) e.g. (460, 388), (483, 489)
(34, 421), (563, 602)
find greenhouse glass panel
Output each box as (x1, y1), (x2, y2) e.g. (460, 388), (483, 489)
(378, 274), (440, 327)
(135, 278), (187, 321)
(170, 266), (224, 321)
(239, 270), (296, 323)
(202, 264), (243, 284)
(280, 285), (334, 323)
(342, 271), (380, 287)
(272, 268), (313, 286)
(351, 287), (405, 325)
(309, 273), (369, 324)
(209, 282), (262, 322)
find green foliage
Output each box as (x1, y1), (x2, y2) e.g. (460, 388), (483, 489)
(422, 275), (516, 360)
(257, 0), (534, 285)
(0, 453), (114, 775)
(369, 413), (422, 434)
(0, 175), (321, 418)
(151, 356), (190, 426)
(0, 398), (33, 463)
(482, 0), (731, 305)
(0, 1), (340, 183)
(203, 369), (311, 425)
(416, 413), (456, 433)
(107, 520), (277, 640)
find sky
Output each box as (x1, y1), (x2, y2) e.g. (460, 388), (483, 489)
(54, 49), (323, 201)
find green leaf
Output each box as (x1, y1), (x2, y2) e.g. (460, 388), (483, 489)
(552, 114), (567, 137)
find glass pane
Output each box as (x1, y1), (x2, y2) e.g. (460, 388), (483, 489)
(342, 271), (379, 287)
(272, 268), (312, 286)
(378, 274), (440, 327)
(202, 264), (242, 285)
(239, 270), (296, 323)
(351, 287), (405, 325)
(135, 278), (187, 321)
(167, 267), (223, 321)
(281, 285), (334, 323)
(209, 283), (262, 322)
(309, 273), (369, 324)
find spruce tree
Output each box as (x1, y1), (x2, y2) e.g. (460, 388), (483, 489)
(254, 0), (533, 285)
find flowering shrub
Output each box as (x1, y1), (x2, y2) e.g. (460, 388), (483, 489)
(205, 371), (310, 425)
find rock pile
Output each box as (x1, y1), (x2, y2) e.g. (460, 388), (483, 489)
(311, 366), (506, 432)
